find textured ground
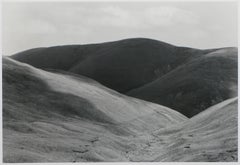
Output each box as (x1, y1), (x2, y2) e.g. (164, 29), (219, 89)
(3, 58), (186, 162)
(127, 98), (238, 162)
(3, 58), (238, 162)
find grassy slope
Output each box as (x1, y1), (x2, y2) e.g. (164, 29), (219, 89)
(127, 97), (238, 162)
(3, 58), (187, 162)
(3, 58), (237, 162)
(11, 38), (237, 117)
(128, 47), (238, 117)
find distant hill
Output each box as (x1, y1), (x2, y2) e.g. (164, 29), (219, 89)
(3, 58), (237, 162)
(12, 38), (201, 92)
(128, 47), (238, 117)
(11, 38), (238, 117)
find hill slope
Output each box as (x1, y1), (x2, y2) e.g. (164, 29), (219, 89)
(3, 58), (237, 162)
(128, 47), (238, 117)
(11, 38), (238, 117)
(127, 97), (238, 162)
(3, 57), (187, 162)
(12, 38), (202, 92)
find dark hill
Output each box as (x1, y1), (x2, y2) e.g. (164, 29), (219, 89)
(128, 48), (238, 117)
(11, 38), (238, 117)
(12, 38), (205, 92)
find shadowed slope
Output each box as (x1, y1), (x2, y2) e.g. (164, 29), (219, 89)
(11, 38), (237, 117)
(128, 48), (238, 117)
(12, 38), (203, 93)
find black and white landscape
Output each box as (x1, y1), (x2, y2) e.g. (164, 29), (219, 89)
(2, 1), (238, 163)
(3, 38), (238, 162)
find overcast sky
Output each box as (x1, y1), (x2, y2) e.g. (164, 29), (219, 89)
(2, 1), (238, 55)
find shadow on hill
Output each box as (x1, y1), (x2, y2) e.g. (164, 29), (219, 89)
(11, 38), (238, 117)
(128, 54), (238, 117)
(3, 58), (123, 127)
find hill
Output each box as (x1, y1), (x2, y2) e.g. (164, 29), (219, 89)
(3, 57), (187, 162)
(3, 58), (237, 162)
(11, 38), (238, 117)
(127, 97), (238, 162)
(11, 38), (202, 92)
(128, 47), (238, 117)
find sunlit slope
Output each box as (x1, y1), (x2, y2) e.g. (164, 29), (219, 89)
(3, 58), (187, 162)
(126, 97), (238, 162)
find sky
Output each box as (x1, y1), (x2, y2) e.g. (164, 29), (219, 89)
(2, 1), (238, 55)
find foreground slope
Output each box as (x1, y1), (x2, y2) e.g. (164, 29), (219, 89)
(3, 58), (237, 162)
(127, 97), (238, 162)
(11, 38), (238, 117)
(3, 58), (187, 162)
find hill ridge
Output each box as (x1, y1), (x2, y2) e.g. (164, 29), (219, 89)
(11, 38), (238, 117)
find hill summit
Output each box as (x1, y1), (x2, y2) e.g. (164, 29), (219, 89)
(12, 38), (238, 117)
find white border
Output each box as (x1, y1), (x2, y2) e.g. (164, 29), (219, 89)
(2, 0), (239, 2)
(0, 0), (239, 165)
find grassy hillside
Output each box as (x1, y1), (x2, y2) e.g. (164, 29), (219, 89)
(3, 57), (187, 162)
(3, 58), (237, 162)
(11, 38), (238, 117)
(127, 97), (238, 162)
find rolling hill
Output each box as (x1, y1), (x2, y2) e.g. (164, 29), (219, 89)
(11, 38), (238, 117)
(3, 57), (237, 162)
(128, 47), (238, 117)
(3, 57), (187, 162)
(12, 38), (202, 93)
